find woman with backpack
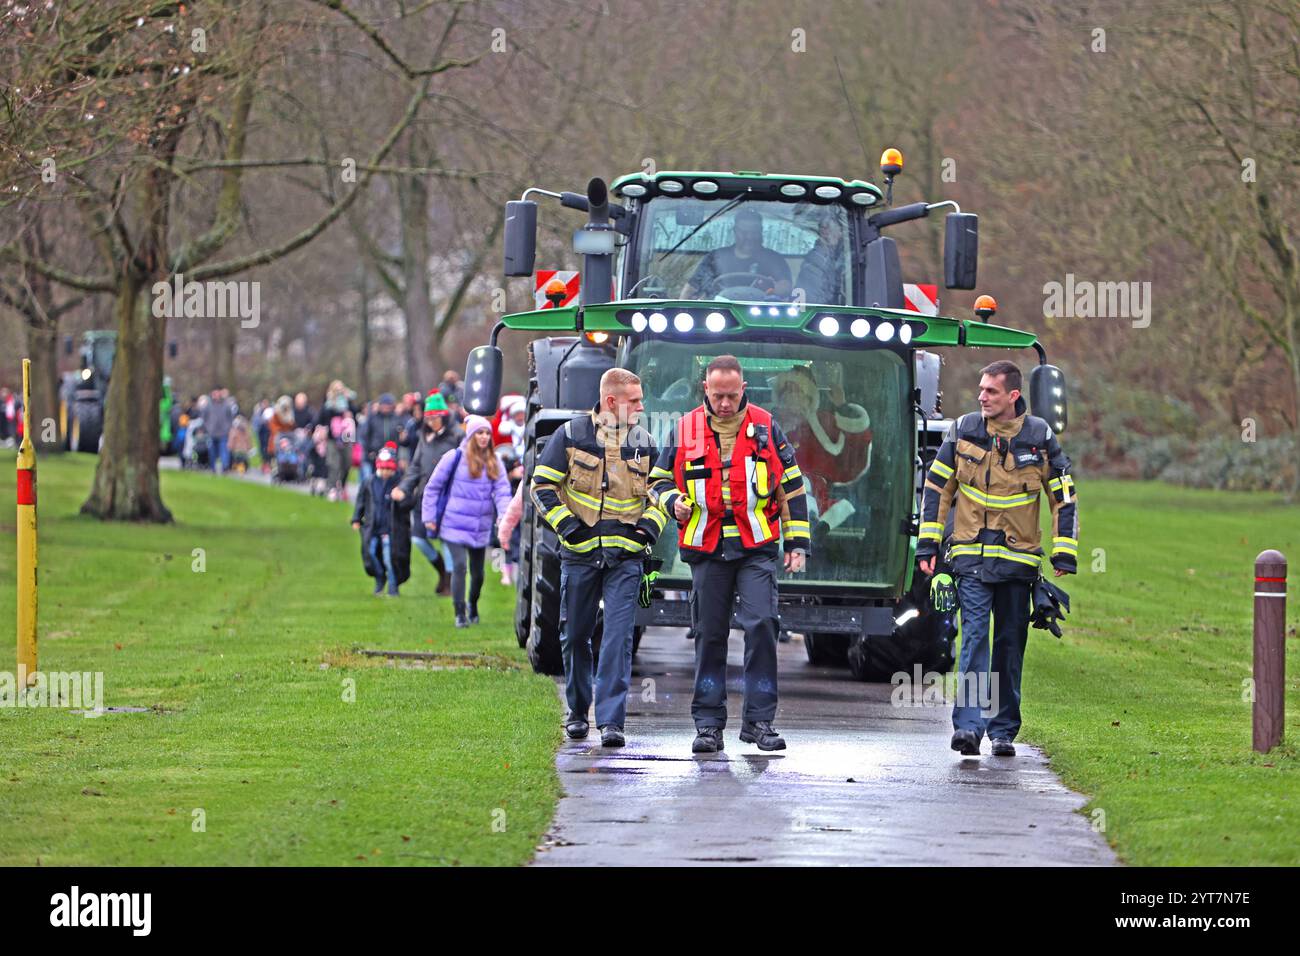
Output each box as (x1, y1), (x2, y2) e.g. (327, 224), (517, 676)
(421, 415), (513, 628)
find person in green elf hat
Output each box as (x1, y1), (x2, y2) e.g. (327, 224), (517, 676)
(391, 392), (462, 594)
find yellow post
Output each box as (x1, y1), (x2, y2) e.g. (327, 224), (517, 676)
(16, 358), (38, 688)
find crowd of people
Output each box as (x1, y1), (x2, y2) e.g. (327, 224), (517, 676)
(0, 386), (24, 447)
(188, 370), (529, 624)
(1, 366), (525, 628)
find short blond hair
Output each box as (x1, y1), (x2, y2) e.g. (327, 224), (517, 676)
(600, 367), (641, 399)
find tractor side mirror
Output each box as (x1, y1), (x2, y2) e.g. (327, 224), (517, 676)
(943, 213), (978, 290)
(503, 200), (538, 277)
(463, 345), (504, 416)
(1029, 364), (1068, 434)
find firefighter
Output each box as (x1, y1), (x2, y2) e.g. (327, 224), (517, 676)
(649, 355), (811, 754)
(916, 360), (1078, 757)
(531, 368), (666, 748)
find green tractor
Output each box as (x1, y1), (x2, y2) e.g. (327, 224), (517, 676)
(464, 152), (1070, 680)
(59, 331), (116, 453)
(59, 330), (180, 455)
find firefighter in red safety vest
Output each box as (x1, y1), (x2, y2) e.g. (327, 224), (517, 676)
(649, 354), (811, 754)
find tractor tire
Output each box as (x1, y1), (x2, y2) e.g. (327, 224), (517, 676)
(803, 632), (850, 667)
(846, 609), (955, 682)
(514, 446), (539, 649)
(71, 403), (102, 453)
(527, 515), (565, 675)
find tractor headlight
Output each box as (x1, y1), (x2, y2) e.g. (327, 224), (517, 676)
(673, 312), (694, 333)
(817, 316), (840, 337)
(705, 312), (727, 333)
(898, 323), (913, 344)
(850, 318), (871, 338)
(876, 321), (895, 342)
(648, 312), (668, 334)
(631, 311), (648, 332)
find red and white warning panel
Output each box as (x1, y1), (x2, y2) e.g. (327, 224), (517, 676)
(534, 270), (581, 309)
(903, 283), (939, 316)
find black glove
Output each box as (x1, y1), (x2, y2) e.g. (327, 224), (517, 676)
(1030, 576), (1071, 638)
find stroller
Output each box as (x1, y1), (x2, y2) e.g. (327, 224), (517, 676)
(273, 433), (303, 482)
(183, 418), (212, 470)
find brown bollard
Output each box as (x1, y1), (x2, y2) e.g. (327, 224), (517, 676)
(1253, 550), (1286, 753)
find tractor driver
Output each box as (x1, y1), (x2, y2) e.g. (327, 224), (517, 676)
(685, 208), (793, 300)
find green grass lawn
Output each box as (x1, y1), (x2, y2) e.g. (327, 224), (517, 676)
(1019, 479), (1300, 865)
(0, 451), (561, 866)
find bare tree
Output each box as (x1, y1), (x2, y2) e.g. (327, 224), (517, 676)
(0, 1), (481, 520)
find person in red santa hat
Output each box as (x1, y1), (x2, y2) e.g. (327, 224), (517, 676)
(771, 364), (872, 535)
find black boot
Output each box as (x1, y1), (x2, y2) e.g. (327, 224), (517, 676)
(468, 601), (480, 624)
(691, 727), (724, 754)
(739, 720), (786, 751)
(454, 602), (469, 628)
(436, 567), (451, 596)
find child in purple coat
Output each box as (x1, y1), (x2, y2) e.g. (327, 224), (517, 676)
(422, 415), (514, 627)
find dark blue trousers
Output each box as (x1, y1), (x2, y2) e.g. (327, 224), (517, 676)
(689, 551), (780, 729)
(560, 557), (642, 729)
(952, 575), (1032, 742)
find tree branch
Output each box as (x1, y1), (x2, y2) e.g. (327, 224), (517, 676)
(186, 74), (433, 282)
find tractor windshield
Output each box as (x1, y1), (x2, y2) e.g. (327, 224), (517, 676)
(629, 338), (912, 590)
(630, 197), (851, 306)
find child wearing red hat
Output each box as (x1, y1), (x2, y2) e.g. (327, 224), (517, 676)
(352, 443), (412, 596)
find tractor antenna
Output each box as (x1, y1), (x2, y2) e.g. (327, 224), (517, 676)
(834, 55), (872, 174)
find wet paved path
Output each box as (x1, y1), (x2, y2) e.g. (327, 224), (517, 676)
(532, 627), (1118, 866)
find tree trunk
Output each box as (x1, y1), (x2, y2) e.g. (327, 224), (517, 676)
(209, 319), (237, 393)
(24, 318), (62, 455)
(81, 276), (171, 522)
(398, 172), (438, 391)
(358, 268), (372, 401)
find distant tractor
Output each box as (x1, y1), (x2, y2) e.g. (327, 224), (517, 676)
(463, 150), (1070, 681)
(60, 331), (179, 455)
(59, 331), (115, 453)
